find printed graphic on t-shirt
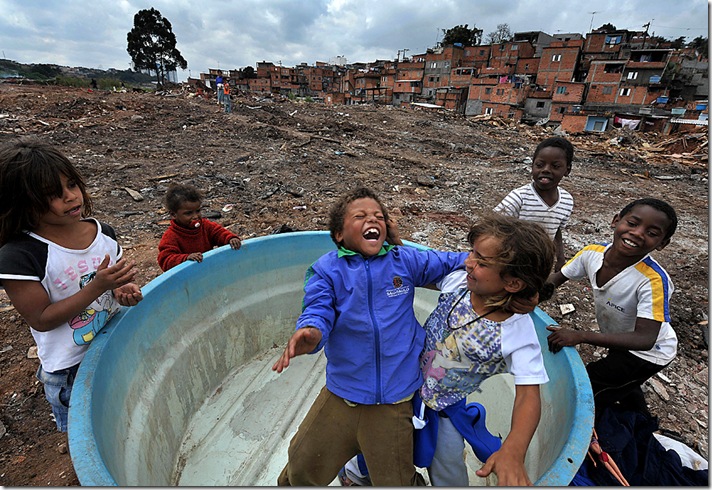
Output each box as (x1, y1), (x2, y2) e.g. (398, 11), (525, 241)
(69, 271), (119, 345)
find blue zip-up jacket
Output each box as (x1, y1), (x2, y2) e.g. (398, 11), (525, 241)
(296, 245), (468, 405)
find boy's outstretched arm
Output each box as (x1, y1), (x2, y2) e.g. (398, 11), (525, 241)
(476, 384), (541, 486)
(272, 326), (322, 373)
(547, 317), (662, 353)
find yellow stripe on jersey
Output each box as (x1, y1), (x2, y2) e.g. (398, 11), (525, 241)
(635, 261), (667, 321)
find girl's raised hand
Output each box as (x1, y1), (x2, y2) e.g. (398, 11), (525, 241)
(94, 255), (138, 291)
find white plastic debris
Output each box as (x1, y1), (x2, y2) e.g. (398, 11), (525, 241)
(560, 304), (575, 315)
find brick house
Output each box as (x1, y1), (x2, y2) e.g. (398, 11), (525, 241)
(423, 45), (463, 100)
(393, 58), (425, 106)
(549, 81), (586, 122)
(537, 41), (583, 90)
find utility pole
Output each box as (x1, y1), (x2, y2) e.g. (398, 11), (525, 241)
(588, 11), (599, 33)
(642, 21), (652, 49)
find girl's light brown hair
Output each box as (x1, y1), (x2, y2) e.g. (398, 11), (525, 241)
(467, 213), (555, 312)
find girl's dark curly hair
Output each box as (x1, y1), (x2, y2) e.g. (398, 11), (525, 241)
(0, 137), (92, 246)
(328, 187), (389, 246)
(467, 213), (555, 312)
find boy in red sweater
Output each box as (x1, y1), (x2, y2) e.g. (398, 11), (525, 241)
(157, 183), (241, 271)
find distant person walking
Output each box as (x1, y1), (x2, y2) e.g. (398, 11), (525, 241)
(223, 81), (232, 113)
(215, 72), (224, 105)
(90, 79), (98, 90)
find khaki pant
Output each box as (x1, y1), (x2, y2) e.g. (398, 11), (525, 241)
(278, 386), (425, 486)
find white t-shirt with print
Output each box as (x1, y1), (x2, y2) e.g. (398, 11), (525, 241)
(0, 219), (123, 372)
(420, 284), (549, 411)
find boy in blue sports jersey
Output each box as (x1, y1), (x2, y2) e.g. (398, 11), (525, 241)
(542, 198), (678, 421)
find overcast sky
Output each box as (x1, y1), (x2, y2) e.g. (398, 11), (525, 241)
(0, 0), (708, 81)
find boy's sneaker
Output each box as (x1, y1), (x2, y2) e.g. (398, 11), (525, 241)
(338, 466), (372, 486)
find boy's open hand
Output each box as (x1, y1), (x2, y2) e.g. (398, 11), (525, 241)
(546, 325), (582, 353)
(272, 327), (322, 373)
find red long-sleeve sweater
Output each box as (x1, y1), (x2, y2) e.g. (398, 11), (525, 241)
(157, 218), (239, 271)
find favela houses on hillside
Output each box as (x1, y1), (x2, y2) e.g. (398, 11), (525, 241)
(194, 26), (708, 135)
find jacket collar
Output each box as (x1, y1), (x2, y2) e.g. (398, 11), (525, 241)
(337, 244), (394, 258)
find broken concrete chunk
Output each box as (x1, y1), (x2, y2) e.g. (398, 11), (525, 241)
(648, 377), (670, 401)
(27, 345), (38, 359)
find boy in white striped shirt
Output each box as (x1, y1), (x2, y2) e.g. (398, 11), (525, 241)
(494, 136), (574, 271)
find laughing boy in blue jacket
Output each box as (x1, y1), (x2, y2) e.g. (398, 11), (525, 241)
(272, 187), (467, 486)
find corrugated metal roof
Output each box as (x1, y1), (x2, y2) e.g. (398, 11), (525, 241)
(670, 118), (708, 126)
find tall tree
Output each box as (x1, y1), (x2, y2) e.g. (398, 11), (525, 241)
(442, 24), (483, 46)
(595, 23), (617, 33)
(127, 8), (187, 86)
(669, 36), (687, 49)
(688, 36), (708, 57)
(485, 24), (513, 45)
(242, 66), (256, 79)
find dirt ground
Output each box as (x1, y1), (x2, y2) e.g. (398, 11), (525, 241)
(0, 83), (708, 486)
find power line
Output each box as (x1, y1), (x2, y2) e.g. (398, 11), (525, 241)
(651, 23), (707, 31)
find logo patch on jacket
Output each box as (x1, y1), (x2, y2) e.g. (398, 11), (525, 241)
(387, 276), (410, 297)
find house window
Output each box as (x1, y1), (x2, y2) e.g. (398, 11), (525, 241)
(536, 101), (545, 108)
(602, 86), (613, 95)
(619, 88), (631, 96)
(627, 72), (638, 80)
(496, 89), (504, 95)
(511, 45), (518, 51)
(556, 86), (566, 94)
(485, 87), (492, 94)
(525, 64), (529, 70)
(552, 54), (561, 62)
(559, 107), (567, 114)
(484, 107), (494, 115)
(430, 62), (438, 69)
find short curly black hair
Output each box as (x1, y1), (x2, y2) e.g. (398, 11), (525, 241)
(534, 136), (574, 171)
(328, 187), (389, 246)
(165, 183), (202, 214)
(619, 197), (678, 241)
